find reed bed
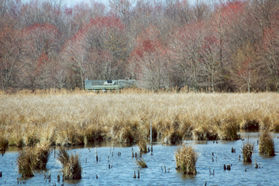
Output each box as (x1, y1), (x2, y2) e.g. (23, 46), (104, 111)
(0, 92), (279, 147)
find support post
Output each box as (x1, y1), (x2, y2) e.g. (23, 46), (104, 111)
(150, 120), (153, 155)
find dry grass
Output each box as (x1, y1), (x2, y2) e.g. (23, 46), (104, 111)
(240, 119), (260, 131)
(17, 144), (50, 178)
(242, 143), (254, 163)
(31, 144), (50, 170)
(175, 145), (197, 175)
(192, 124), (218, 141)
(17, 150), (34, 179)
(259, 130), (275, 156)
(218, 118), (240, 140)
(136, 158), (148, 168)
(138, 140), (148, 153)
(0, 92), (279, 146)
(58, 148), (82, 180)
(0, 137), (8, 153)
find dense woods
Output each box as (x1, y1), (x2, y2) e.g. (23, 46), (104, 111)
(0, 0), (278, 92)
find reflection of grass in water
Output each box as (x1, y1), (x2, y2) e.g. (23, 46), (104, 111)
(0, 92), (279, 147)
(180, 173), (196, 180)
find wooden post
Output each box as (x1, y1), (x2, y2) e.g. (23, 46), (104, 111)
(150, 120), (153, 155)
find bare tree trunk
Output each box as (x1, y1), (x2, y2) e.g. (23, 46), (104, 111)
(248, 70), (251, 93)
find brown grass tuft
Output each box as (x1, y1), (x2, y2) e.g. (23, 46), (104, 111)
(136, 158), (148, 168)
(138, 140), (148, 153)
(17, 149), (34, 178)
(163, 130), (182, 145)
(119, 127), (135, 145)
(84, 126), (106, 144)
(0, 137), (8, 153)
(242, 143), (254, 163)
(117, 121), (141, 145)
(259, 130), (275, 156)
(192, 125), (218, 141)
(271, 121), (279, 132)
(17, 145), (50, 178)
(240, 119), (259, 131)
(58, 148), (69, 165)
(175, 145), (197, 175)
(31, 145), (50, 170)
(218, 118), (239, 140)
(26, 134), (40, 146)
(58, 148), (82, 180)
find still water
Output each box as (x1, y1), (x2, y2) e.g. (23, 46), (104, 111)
(0, 132), (278, 185)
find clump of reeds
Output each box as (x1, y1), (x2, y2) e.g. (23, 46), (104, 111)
(120, 127), (134, 144)
(260, 116), (272, 130)
(138, 140), (148, 153)
(148, 125), (158, 142)
(178, 120), (193, 139)
(136, 158), (148, 168)
(192, 125), (218, 141)
(242, 143), (254, 163)
(58, 148), (82, 180)
(17, 150), (34, 178)
(259, 130), (275, 156)
(175, 145), (197, 175)
(163, 130), (182, 145)
(84, 126), (106, 144)
(64, 125), (84, 146)
(0, 137), (8, 153)
(58, 148), (69, 165)
(112, 119), (142, 145)
(10, 138), (24, 148)
(271, 122), (279, 132)
(17, 145), (50, 178)
(25, 132), (40, 146)
(218, 118), (239, 140)
(31, 145), (50, 170)
(240, 119), (259, 131)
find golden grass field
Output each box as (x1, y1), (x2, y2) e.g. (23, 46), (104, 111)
(0, 90), (279, 148)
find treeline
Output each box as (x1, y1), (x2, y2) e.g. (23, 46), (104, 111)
(0, 0), (278, 92)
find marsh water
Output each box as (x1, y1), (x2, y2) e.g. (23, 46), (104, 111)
(0, 132), (279, 185)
